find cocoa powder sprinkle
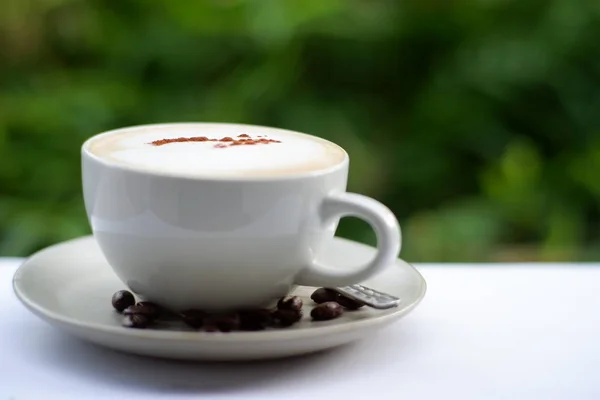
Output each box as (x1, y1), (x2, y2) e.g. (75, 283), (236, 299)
(149, 135), (281, 148)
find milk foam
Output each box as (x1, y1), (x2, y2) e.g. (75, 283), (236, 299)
(87, 124), (346, 178)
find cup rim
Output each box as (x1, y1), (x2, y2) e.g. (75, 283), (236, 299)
(81, 122), (350, 182)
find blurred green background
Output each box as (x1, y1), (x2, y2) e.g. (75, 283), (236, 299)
(1, 0), (600, 262)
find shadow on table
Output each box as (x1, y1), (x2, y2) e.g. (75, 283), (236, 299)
(25, 329), (405, 394)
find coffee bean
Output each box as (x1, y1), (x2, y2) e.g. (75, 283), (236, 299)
(180, 309), (206, 329)
(310, 288), (337, 304)
(202, 315), (218, 332)
(203, 323), (219, 333)
(239, 309), (273, 331)
(205, 313), (240, 332)
(122, 304), (158, 321)
(122, 314), (150, 329)
(112, 290), (135, 312)
(136, 301), (161, 319)
(311, 302), (344, 321)
(335, 295), (365, 310)
(277, 295), (303, 311)
(311, 288), (364, 310)
(273, 309), (303, 327)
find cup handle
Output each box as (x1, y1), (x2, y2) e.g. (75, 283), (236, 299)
(294, 192), (401, 287)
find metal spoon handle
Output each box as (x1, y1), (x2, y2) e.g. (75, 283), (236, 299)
(330, 284), (401, 310)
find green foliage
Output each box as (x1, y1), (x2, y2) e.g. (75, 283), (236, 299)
(1, 0), (600, 261)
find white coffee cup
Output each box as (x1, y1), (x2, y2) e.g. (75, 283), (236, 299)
(82, 123), (401, 311)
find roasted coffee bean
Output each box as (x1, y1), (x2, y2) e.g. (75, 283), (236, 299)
(202, 315), (218, 332)
(181, 309), (206, 329)
(136, 301), (161, 319)
(122, 314), (150, 329)
(273, 309), (303, 327)
(204, 324), (219, 333)
(277, 295), (303, 312)
(122, 304), (159, 320)
(239, 309), (273, 331)
(335, 295), (365, 310)
(112, 290), (135, 312)
(205, 313), (240, 332)
(311, 288), (364, 310)
(311, 302), (344, 321)
(310, 288), (337, 304)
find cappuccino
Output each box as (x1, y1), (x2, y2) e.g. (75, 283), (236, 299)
(87, 123), (346, 178)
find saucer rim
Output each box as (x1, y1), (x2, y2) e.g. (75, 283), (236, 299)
(13, 235), (427, 342)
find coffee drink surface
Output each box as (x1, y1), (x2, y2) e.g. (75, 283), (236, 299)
(87, 124), (346, 178)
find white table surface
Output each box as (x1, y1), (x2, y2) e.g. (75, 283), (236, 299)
(1, 258), (599, 400)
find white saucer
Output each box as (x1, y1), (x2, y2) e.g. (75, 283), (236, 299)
(13, 236), (426, 361)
